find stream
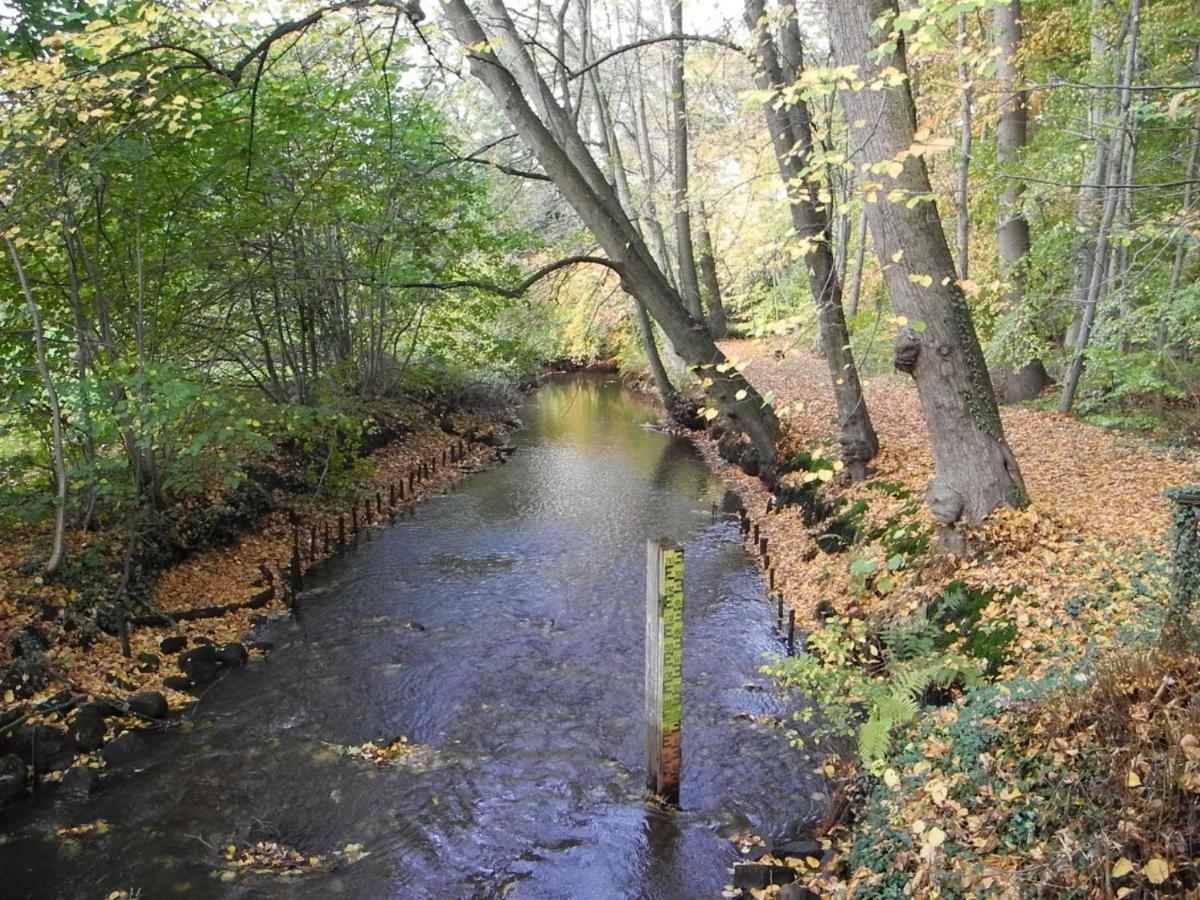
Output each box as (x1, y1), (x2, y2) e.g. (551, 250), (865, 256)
(0, 375), (823, 899)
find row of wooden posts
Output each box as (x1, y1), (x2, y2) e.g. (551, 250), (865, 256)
(736, 504), (795, 656)
(283, 438), (473, 604)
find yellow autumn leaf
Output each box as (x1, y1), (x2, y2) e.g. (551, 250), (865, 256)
(1143, 858), (1169, 884)
(924, 826), (946, 848)
(1111, 857), (1133, 878)
(1126, 770), (1142, 788)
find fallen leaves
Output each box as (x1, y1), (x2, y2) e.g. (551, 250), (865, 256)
(693, 339), (1200, 897)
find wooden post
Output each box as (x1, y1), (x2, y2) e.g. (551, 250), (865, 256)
(398, 479), (405, 501)
(777, 594), (784, 627)
(769, 567), (775, 591)
(290, 520), (302, 595)
(759, 536), (768, 557)
(409, 470), (416, 492)
(351, 505), (358, 535)
(752, 522), (760, 544)
(323, 522), (330, 555)
(376, 491), (383, 515)
(338, 514), (346, 552)
(645, 539), (684, 805)
(787, 610), (796, 656)
(310, 525), (317, 560)
(763, 554), (770, 574)
(389, 483), (396, 507)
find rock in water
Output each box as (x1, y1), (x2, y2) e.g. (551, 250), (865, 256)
(60, 765), (98, 798)
(127, 691), (168, 720)
(159, 635), (187, 654)
(731, 863), (797, 890)
(68, 707), (106, 752)
(178, 645), (220, 684)
(213, 643), (248, 666)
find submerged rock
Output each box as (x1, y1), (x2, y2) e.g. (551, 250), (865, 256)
(0, 753), (26, 803)
(101, 731), (150, 767)
(60, 765), (99, 798)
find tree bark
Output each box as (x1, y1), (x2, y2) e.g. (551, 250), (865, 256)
(443, 0), (781, 464)
(954, 12), (972, 280)
(694, 200), (727, 338)
(827, 0), (1027, 525)
(990, 0), (1050, 402)
(745, 0), (879, 476)
(668, 0), (704, 322)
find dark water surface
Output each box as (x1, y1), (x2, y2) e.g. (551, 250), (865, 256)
(0, 376), (823, 899)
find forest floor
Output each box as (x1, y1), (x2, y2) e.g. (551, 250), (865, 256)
(0, 397), (516, 796)
(697, 338), (1200, 898)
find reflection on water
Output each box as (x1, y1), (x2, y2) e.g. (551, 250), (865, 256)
(0, 375), (822, 899)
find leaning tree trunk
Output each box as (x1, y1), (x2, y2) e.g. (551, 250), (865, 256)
(828, 0), (1026, 526)
(444, 0), (780, 464)
(745, 0), (879, 477)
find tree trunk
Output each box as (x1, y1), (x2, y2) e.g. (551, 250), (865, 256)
(745, 0), (879, 476)
(6, 237), (68, 575)
(828, 0), (1027, 525)
(954, 11), (972, 280)
(444, 0), (781, 464)
(990, 0), (1050, 402)
(1060, 0), (1140, 413)
(695, 201), (727, 339)
(1065, 0), (1118, 350)
(668, 0), (704, 322)
(846, 205), (869, 319)
(581, 27), (679, 410)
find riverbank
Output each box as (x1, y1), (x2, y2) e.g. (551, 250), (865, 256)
(693, 338), (1200, 897)
(0, 389), (519, 806)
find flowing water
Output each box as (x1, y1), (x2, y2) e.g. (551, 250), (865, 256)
(0, 376), (823, 899)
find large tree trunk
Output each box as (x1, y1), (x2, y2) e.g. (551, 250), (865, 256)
(694, 201), (728, 339)
(444, 0), (780, 464)
(828, 0), (1027, 525)
(745, 0), (879, 477)
(668, 0), (704, 322)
